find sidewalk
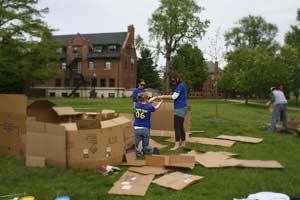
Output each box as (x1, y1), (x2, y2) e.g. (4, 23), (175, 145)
(227, 99), (300, 112)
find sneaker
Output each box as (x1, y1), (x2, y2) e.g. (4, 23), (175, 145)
(152, 147), (160, 155)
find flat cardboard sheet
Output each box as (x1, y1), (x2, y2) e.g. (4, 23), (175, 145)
(235, 159), (284, 169)
(60, 123), (78, 131)
(216, 135), (263, 144)
(129, 166), (168, 175)
(192, 152), (241, 168)
(186, 137), (235, 147)
(152, 172), (203, 191)
(145, 155), (195, 169)
(108, 171), (154, 196)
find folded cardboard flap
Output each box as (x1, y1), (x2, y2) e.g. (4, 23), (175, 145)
(101, 110), (119, 121)
(52, 107), (82, 116)
(152, 172), (204, 191)
(145, 155), (195, 169)
(60, 123), (78, 131)
(145, 155), (166, 167)
(108, 171), (154, 196)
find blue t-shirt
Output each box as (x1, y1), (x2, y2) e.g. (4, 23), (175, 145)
(174, 82), (187, 109)
(132, 88), (144, 102)
(134, 102), (155, 129)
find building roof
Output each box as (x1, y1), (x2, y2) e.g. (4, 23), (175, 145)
(52, 32), (127, 46)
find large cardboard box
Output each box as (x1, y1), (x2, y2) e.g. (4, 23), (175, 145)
(67, 120), (125, 169)
(0, 94), (26, 155)
(151, 103), (191, 137)
(26, 120), (67, 167)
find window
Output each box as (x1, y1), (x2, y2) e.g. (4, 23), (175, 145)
(108, 45), (117, 52)
(61, 92), (68, 97)
(109, 79), (115, 87)
(64, 78), (70, 87)
(88, 61), (94, 70)
(104, 61), (111, 70)
(100, 79), (106, 87)
(61, 62), (67, 71)
(108, 93), (115, 98)
(73, 46), (80, 53)
(49, 92), (56, 97)
(73, 61), (81, 73)
(93, 45), (103, 53)
(55, 78), (61, 87)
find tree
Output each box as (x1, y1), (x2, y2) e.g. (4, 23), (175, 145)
(171, 44), (208, 91)
(0, 0), (62, 93)
(225, 15), (279, 52)
(281, 9), (300, 105)
(137, 47), (162, 90)
(148, 0), (209, 93)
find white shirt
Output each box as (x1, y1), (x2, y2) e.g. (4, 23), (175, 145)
(272, 90), (287, 105)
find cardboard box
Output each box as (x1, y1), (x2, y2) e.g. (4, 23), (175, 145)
(76, 119), (101, 130)
(0, 94), (26, 155)
(152, 172), (204, 191)
(129, 166), (168, 175)
(67, 120), (125, 169)
(26, 120), (67, 168)
(101, 110), (119, 121)
(151, 103), (191, 136)
(108, 171), (154, 196)
(121, 152), (146, 166)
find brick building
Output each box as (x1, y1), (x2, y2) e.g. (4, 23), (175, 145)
(189, 61), (224, 98)
(36, 25), (137, 98)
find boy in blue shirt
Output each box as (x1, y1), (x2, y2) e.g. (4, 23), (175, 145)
(134, 93), (163, 156)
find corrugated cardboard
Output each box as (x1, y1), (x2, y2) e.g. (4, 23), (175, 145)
(145, 155), (195, 169)
(26, 121), (67, 167)
(129, 166), (168, 175)
(27, 100), (60, 123)
(108, 171), (154, 196)
(150, 103), (191, 136)
(187, 137), (235, 147)
(152, 172), (204, 191)
(121, 152), (146, 166)
(0, 94), (26, 155)
(67, 121), (125, 169)
(216, 135), (263, 144)
(60, 123), (78, 131)
(52, 107), (81, 116)
(26, 155), (45, 167)
(192, 152), (241, 168)
(235, 159), (284, 169)
(76, 119), (101, 130)
(101, 110), (119, 121)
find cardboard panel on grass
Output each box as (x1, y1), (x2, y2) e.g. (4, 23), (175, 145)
(150, 103), (191, 137)
(0, 94), (26, 155)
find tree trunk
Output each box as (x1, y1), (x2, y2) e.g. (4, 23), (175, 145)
(296, 93), (299, 106)
(165, 53), (171, 94)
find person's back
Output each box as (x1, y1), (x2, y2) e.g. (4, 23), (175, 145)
(272, 90), (287, 105)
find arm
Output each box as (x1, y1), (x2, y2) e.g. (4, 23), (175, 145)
(154, 92), (180, 100)
(154, 100), (163, 110)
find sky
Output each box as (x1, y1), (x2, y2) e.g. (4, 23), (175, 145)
(38, 0), (299, 67)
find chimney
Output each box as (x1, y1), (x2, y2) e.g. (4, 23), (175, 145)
(128, 25), (135, 39)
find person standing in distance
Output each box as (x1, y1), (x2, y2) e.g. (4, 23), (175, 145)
(132, 79), (146, 107)
(269, 84), (289, 133)
(152, 73), (188, 150)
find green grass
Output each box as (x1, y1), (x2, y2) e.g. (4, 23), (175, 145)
(1, 98), (300, 200)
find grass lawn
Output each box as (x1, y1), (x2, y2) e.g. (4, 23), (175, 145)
(1, 98), (300, 200)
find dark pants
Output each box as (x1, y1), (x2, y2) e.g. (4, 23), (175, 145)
(174, 115), (185, 142)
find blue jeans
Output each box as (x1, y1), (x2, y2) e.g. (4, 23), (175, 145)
(134, 128), (153, 155)
(271, 103), (288, 132)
